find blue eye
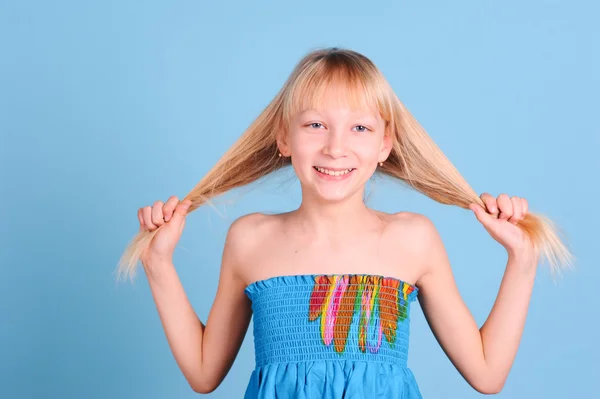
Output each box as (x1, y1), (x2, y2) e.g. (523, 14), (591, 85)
(309, 123), (324, 129)
(353, 125), (369, 132)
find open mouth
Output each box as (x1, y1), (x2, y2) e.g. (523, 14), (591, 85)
(313, 166), (356, 178)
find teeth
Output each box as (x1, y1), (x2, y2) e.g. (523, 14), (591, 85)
(315, 167), (353, 176)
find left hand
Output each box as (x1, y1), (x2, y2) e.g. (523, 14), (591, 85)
(469, 193), (535, 257)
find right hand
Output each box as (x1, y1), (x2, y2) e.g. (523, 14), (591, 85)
(137, 196), (192, 266)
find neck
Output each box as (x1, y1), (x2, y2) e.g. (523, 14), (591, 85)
(292, 188), (380, 238)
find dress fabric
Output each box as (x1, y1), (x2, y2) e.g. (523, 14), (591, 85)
(243, 274), (423, 398)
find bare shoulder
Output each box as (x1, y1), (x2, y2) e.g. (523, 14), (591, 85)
(226, 212), (282, 251)
(222, 212), (285, 277)
(380, 211), (447, 279)
(383, 210), (439, 241)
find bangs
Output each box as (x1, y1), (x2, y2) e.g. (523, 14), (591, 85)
(282, 55), (392, 125)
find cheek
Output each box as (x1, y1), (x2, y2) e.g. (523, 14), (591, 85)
(353, 143), (381, 163)
(290, 135), (320, 159)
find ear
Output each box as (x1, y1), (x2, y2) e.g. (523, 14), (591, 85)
(379, 130), (393, 162)
(276, 128), (292, 157)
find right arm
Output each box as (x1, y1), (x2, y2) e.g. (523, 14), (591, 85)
(141, 208), (254, 393)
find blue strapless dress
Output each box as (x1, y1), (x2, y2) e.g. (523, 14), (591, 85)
(243, 274), (423, 398)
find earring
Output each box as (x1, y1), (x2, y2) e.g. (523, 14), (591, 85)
(379, 161), (383, 167)
(278, 153), (282, 157)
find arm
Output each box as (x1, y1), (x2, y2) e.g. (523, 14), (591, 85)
(414, 211), (539, 394)
(143, 218), (253, 393)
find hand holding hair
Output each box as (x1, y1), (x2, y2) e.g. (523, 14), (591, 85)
(469, 193), (538, 261)
(137, 196), (192, 269)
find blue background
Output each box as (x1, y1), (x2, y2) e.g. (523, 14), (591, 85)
(2, 0), (598, 397)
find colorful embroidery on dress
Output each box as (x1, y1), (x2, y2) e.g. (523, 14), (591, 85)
(308, 275), (415, 354)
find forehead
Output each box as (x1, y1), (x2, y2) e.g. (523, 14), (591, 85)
(292, 82), (382, 122)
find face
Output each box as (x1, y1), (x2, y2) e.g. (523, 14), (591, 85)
(278, 96), (392, 203)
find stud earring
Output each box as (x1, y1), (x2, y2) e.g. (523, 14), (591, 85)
(278, 153), (282, 157)
(379, 161), (383, 167)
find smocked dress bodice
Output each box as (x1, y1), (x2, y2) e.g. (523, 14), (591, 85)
(243, 274), (423, 398)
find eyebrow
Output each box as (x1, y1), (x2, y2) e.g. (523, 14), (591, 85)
(300, 109), (379, 121)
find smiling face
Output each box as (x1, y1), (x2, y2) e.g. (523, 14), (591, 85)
(278, 85), (393, 203)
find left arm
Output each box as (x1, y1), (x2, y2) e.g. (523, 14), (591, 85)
(415, 193), (540, 394)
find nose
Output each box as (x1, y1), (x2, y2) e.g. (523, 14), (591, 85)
(322, 129), (347, 159)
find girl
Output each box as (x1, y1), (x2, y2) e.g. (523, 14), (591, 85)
(117, 48), (572, 398)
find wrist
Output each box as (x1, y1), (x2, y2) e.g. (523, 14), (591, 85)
(142, 255), (173, 269)
(142, 258), (175, 280)
(506, 245), (538, 261)
(506, 248), (539, 274)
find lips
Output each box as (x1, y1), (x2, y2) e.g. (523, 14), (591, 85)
(313, 166), (355, 177)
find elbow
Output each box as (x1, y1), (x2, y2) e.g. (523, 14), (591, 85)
(191, 381), (217, 394)
(471, 376), (506, 395)
(186, 364), (219, 394)
(475, 385), (504, 395)
(189, 375), (219, 395)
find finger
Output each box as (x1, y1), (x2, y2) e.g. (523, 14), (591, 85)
(170, 200), (192, 226)
(480, 192), (498, 214)
(142, 206), (157, 230)
(138, 208), (145, 232)
(497, 194), (512, 221)
(179, 216), (187, 234)
(521, 198), (528, 217)
(469, 203), (494, 227)
(163, 196), (179, 222)
(508, 196), (522, 224)
(151, 201), (165, 226)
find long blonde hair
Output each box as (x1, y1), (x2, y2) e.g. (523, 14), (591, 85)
(116, 47), (573, 282)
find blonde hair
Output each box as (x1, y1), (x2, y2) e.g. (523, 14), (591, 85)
(116, 47), (573, 282)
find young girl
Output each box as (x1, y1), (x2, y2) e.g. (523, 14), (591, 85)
(117, 48), (572, 398)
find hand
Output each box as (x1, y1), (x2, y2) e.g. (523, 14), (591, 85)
(137, 196), (192, 266)
(469, 193), (535, 257)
